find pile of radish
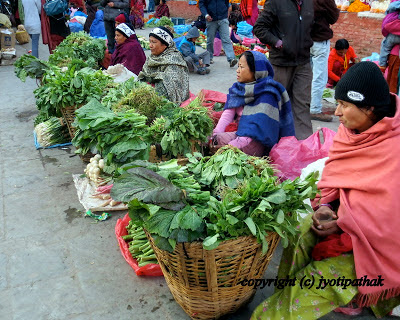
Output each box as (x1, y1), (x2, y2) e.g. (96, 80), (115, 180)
(84, 155), (111, 187)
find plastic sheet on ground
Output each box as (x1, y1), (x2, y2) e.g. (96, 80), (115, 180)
(72, 174), (128, 212)
(33, 131), (72, 149)
(115, 213), (163, 276)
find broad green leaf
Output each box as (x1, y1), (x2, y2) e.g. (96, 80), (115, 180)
(265, 189), (287, 204)
(276, 209), (285, 224)
(244, 217), (257, 236)
(226, 214), (239, 225)
(180, 207), (203, 231)
(203, 234), (220, 250)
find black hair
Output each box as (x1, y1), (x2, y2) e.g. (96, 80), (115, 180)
(240, 51), (255, 74)
(335, 39), (349, 50)
(359, 98), (396, 122)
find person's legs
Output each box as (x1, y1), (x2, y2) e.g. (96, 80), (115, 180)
(206, 20), (218, 58)
(217, 18), (236, 64)
(29, 34), (40, 58)
(148, 0), (155, 12)
(310, 40), (330, 116)
(104, 20), (115, 52)
(184, 56), (196, 73)
(199, 51), (211, 66)
(291, 63), (313, 140)
(387, 54), (400, 93)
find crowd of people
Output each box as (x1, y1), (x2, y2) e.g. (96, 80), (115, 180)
(6, 0), (400, 318)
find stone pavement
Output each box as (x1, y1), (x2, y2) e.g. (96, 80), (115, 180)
(0, 28), (391, 320)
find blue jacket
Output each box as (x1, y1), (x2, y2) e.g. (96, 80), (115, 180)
(199, 0), (229, 21)
(178, 26), (200, 62)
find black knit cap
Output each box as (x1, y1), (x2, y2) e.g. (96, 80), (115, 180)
(149, 26), (174, 47)
(335, 61), (390, 107)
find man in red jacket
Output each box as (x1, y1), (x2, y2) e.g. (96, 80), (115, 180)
(310, 0), (339, 122)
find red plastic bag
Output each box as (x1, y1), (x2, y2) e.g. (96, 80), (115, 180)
(269, 128), (337, 181)
(115, 213), (163, 276)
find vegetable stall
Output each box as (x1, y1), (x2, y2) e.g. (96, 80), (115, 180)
(14, 29), (320, 320)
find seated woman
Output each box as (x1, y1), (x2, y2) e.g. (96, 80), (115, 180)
(110, 23), (146, 75)
(327, 38), (360, 88)
(138, 26), (190, 104)
(251, 61), (400, 320)
(212, 51), (295, 156)
(154, 0), (170, 18)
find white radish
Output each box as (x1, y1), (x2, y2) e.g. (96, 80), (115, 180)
(98, 159), (104, 169)
(94, 154), (101, 160)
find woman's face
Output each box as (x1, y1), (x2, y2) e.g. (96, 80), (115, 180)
(115, 31), (127, 45)
(236, 55), (255, 83)
(149, 36), (167, 55)
(335, 100), (375, 133)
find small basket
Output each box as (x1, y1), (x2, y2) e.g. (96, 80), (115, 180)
(145, 232), (280, 320)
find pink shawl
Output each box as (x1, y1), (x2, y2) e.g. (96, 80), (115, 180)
(315, 94), (400, 306)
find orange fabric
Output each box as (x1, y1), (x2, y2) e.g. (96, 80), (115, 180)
(328, 46), (357, 83)
(387, 54), (400, 94)
(313, 94), (400, 306)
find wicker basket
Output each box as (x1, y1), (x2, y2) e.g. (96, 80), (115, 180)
(145, 232), (280, 320)
(60, 105), (79, 139)
(79, 152), (95, 163)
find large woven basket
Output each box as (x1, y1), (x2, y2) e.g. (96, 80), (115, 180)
(60, 105), (79, 139)
(145, 232), (280, 320)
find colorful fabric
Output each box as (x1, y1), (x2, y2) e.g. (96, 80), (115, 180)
(129, 0), (144, 29)
(138, 43), (190, 104)
(240, 0), (253, 19)
(154, 3), (170, 18)
(311, 233), (353, 261)
(225, 51), (295, 148)
(314, 94), (400, 306)
(149, 27), (173, 46)
(251, 213), (358, 320)
(111, 34), (146, 75)
(328, 46), (357, 83)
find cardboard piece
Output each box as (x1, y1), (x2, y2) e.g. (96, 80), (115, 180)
(0, 28), (16, 50)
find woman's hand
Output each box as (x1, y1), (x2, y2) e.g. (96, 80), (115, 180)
(311, 206), (340, 237)
(108, 2), (114, 7)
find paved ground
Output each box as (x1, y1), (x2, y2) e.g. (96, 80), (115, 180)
(0, 26), (392, 320)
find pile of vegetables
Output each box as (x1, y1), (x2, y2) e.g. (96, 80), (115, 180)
(72, 99), (151, 167)
(48, 31), (106, 68)
(111, 147), (319, 253)
(84, 154), (112, 187)
(34, 117), (70, 147)
(14, 55), (49, 82)
(233, 43), (250, 57)
(137, 36), (150, 50)
(123, 220), (158, 267)
(147, 16), (174, 28)
(150, 97), (214, 156)
(33, 66), (113, 120)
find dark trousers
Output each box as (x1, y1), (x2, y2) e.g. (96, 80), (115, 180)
(104, 20), (116, 52)
(272, 63), (313, 140)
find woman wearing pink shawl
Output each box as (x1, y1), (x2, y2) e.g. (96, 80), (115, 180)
(111, 23), (146, 75)
(251, 62), (400, 319)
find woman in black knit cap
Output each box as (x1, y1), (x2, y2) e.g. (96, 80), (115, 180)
(251, 61), (400, 319)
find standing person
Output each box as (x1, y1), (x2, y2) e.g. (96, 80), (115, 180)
(41, 0), (71, 53)
(240, 0), (258, 26)
(154, 0), (169, 18)
(147, 0), (155, 13)
(21, 0), (41, 58)
(100, 0), (130, 53)
(253, 0), (314, 140)
(129, 0), (145, 29)
(199, 0), (238, 67)
(310, 0), (340, 122)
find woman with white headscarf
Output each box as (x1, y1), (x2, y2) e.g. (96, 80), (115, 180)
(138, 26), (190, 104)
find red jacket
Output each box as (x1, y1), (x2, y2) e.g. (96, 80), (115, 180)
(328, 46), (357, 83)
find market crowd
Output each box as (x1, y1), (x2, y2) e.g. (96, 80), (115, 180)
(5, 0), (400, 318)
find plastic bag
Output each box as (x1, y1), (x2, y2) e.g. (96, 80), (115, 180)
(269, 128), (336, 181)
(115, 213), (163, 276)
(341, 0), (350, 11)
(237, 21), (253, 38)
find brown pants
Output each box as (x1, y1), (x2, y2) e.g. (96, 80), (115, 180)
(387, 54), (400, 94)
(272, 63), (313, 140)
